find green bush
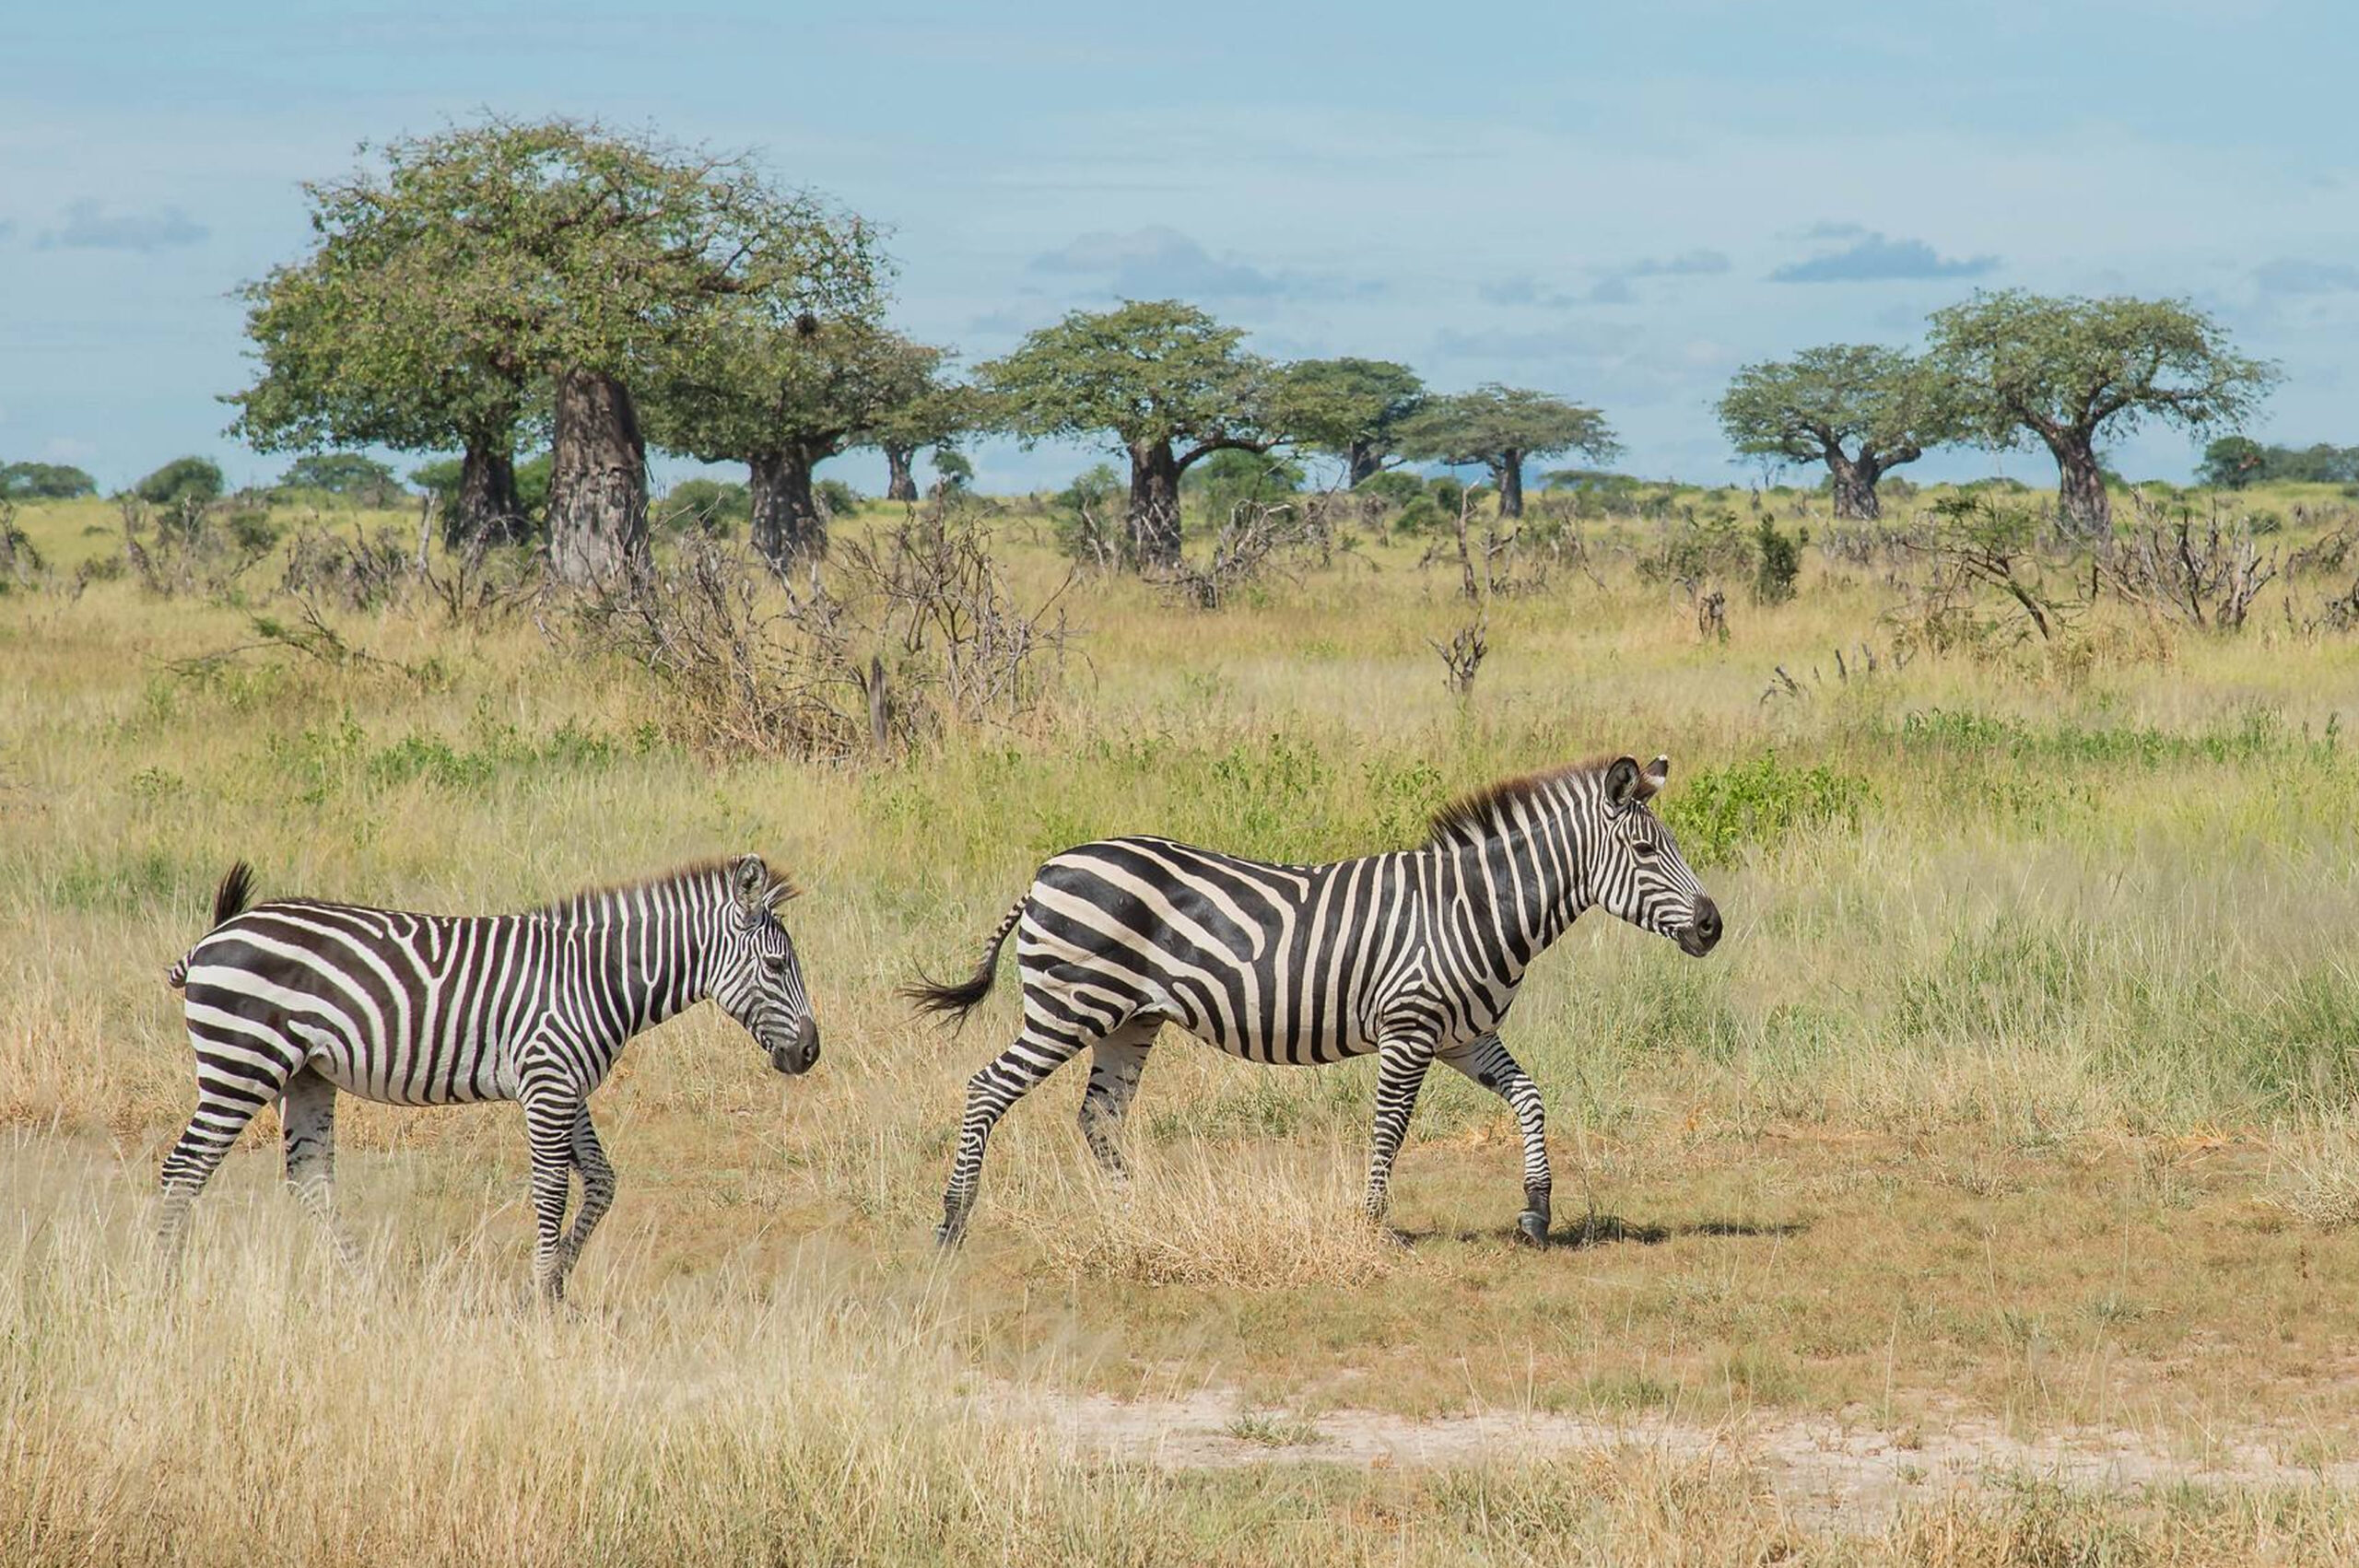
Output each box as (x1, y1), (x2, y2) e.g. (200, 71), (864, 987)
(658, 478), (750, 537)
(1752, 516), (1800, 604)
(816, 477), (861, 518)
(277, 452), (404, 504)
(133, 456), (225, 509)
(1, 462), (97, 500)
(1661, 751), (1870, 865)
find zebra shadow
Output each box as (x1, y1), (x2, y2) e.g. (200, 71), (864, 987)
(1391, 1214), (1811, 1250)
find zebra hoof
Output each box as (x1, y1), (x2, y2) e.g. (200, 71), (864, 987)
(1515, 1211), (1550, 1248)
(933, 1221), (967, 1250)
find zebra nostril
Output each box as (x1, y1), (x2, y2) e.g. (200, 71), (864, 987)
(1695, 899), (1722, 942)
(797, 1017), (820, 1070)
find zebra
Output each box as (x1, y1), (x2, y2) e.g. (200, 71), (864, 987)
(907, 754), (1720, 1248)
(158, 854), (818, 1300)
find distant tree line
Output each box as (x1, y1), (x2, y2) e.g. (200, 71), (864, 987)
(1720, 292), (2277, 534)
(2199, 437), (2359, 489)
(59, 111), (2274, 568)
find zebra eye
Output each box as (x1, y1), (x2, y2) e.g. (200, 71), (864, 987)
(1631, 839), (1660, 860)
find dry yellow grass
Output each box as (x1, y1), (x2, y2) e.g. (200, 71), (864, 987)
(6, 484), (2359, 1562)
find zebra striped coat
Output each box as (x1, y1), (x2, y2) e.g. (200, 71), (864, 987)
(910, 754), (1720, 1246)
(158, 855), (816, 1298)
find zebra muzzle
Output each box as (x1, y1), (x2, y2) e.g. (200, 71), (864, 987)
(771, 1017), (821, 1075)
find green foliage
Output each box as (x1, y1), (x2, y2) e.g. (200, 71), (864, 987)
(656, 478), (750, 536)
(1637, 509), (1753, 584)
(646, 317), (945, 470)
(1395, 385), (1618, 474)
(816, 477), (862, 517)
(1356, 472), (1426, 508)
(0, 462), (97, 500)
(931, 450), (974, 494)
(980, 299), (1273, 458)
(1266, 357), (1425, 478)
(276, 452), (404, 503)
(1752, 515), (1801, 604)
(132, 456), (225, 509)
(1662, 751), (1870, 866)
(1050, 463), (1124, 563)
(1927, 290), (2277, 452)
(2201, 436), (2359, 488)
(1716, 343), (1959, 478)
(1183, 448), (1302, 523)
(229, 115), (883, 476)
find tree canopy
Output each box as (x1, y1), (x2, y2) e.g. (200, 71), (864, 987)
(1717, 345), (1960, 520)
(2200, 436), (2358, 488)
(229, 117), (885, 573)
(1396, 385), (1617, 517)
(133, 456), (226, 509)
(1268, 357), (1426, 486)
(980, 300), (1277, 564)
(277, 452), (405, 502)
(0, 462), (98, 501)
(645, 313), (945, 567)
(1927, 290), (2275, 532)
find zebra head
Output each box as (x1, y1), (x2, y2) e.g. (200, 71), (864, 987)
(1591, 755), (1721, 957)
(709, 855), (820, 1075)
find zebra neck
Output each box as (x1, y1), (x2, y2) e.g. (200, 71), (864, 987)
(557, 888), (721, 1041)
(1444, 823), (1591, 980)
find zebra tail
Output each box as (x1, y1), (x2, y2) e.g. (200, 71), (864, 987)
(901, 896), (1025, 1024)
(167, 860), (257, 990)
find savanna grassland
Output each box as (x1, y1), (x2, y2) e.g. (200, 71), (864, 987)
(7, 481), (2359, 1565)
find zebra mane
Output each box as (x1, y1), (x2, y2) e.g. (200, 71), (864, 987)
(529, 858), (800, 920)
(1424, 756), (1618, 848)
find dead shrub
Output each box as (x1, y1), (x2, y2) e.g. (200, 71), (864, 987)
(566, 497), (1073, 760)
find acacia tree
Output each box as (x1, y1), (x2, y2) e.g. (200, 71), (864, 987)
(1717, 345), (1959, 520)
(230, 245), (534, 545)
(981, 300), (1276, 566)
(1270, 357), (1426, 486)
(1396, 385), (1617, 518)
(865, 369), (973, 502)
(233, 118), (882, 580)
(647, 315), (947, 568)
(1927, 290), (2276, 536)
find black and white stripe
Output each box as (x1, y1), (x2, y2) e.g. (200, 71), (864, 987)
(158, 854), (817, 1298)
(910, 754), (1721, 1246)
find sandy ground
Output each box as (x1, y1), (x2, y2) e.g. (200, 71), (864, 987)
(988, 1381), (2359, 1530)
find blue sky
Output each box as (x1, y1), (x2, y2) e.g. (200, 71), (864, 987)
(6, 0), (2355, 494)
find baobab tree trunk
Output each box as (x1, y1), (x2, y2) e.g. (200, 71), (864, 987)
(1127, 440), (1184, 568)
(545, 369), (650, 585)
(883, 444), (919, 503)
(446, 439), (526, 548)
(1826, 451), (1883, 521)
(1495, 448), (1526, 519)
(1346, 439), (1383, 488)
(2049, 434), (2112, 538)
(748, 449), (827, 571)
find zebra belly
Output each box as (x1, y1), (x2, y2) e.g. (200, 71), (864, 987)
(304, 1027), (517, 1106)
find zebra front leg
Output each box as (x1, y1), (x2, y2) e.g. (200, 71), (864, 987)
(1440, 1035), (1553, 1246)
(1364, 1037), (1437, 1228)
(938, 1027), (1087, 1247)
(280, 1065), (361, 1268)
(518, 1082), (583, 1303)
(557, 1106), (616, 1275)
(1076, 1027), (1154, 1183)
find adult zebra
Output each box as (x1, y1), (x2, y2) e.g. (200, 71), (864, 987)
(159, 855), (819, 1299)
(909, 754), (1719, 1247)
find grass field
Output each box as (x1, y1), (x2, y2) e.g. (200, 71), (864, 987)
(7, 482), (2359, 1563)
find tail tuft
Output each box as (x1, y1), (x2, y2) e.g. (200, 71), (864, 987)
(170, 861), (257, 990)
(212, 861), (256, 928)
(899, 896), (1025, 1027)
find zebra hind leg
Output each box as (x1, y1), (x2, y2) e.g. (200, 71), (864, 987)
(158, 1075), (284, 1276)
(557, 1106), (616, 1276)
(937, 1024), (1090, 1248)
(1362, 1037), (1438, 1230)
(280, 1065), (362, 1269)
(1076, 1025), (1155, 1183)
(1439, 1035), (1553, 1247)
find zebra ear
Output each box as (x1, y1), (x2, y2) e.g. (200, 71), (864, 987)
(731, 855), (770, 910)
(1636, 755), (1670, 801)
(1603, 756), (1643, 810)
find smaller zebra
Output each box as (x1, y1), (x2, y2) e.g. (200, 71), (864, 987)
(159, 856), (817, 1300)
